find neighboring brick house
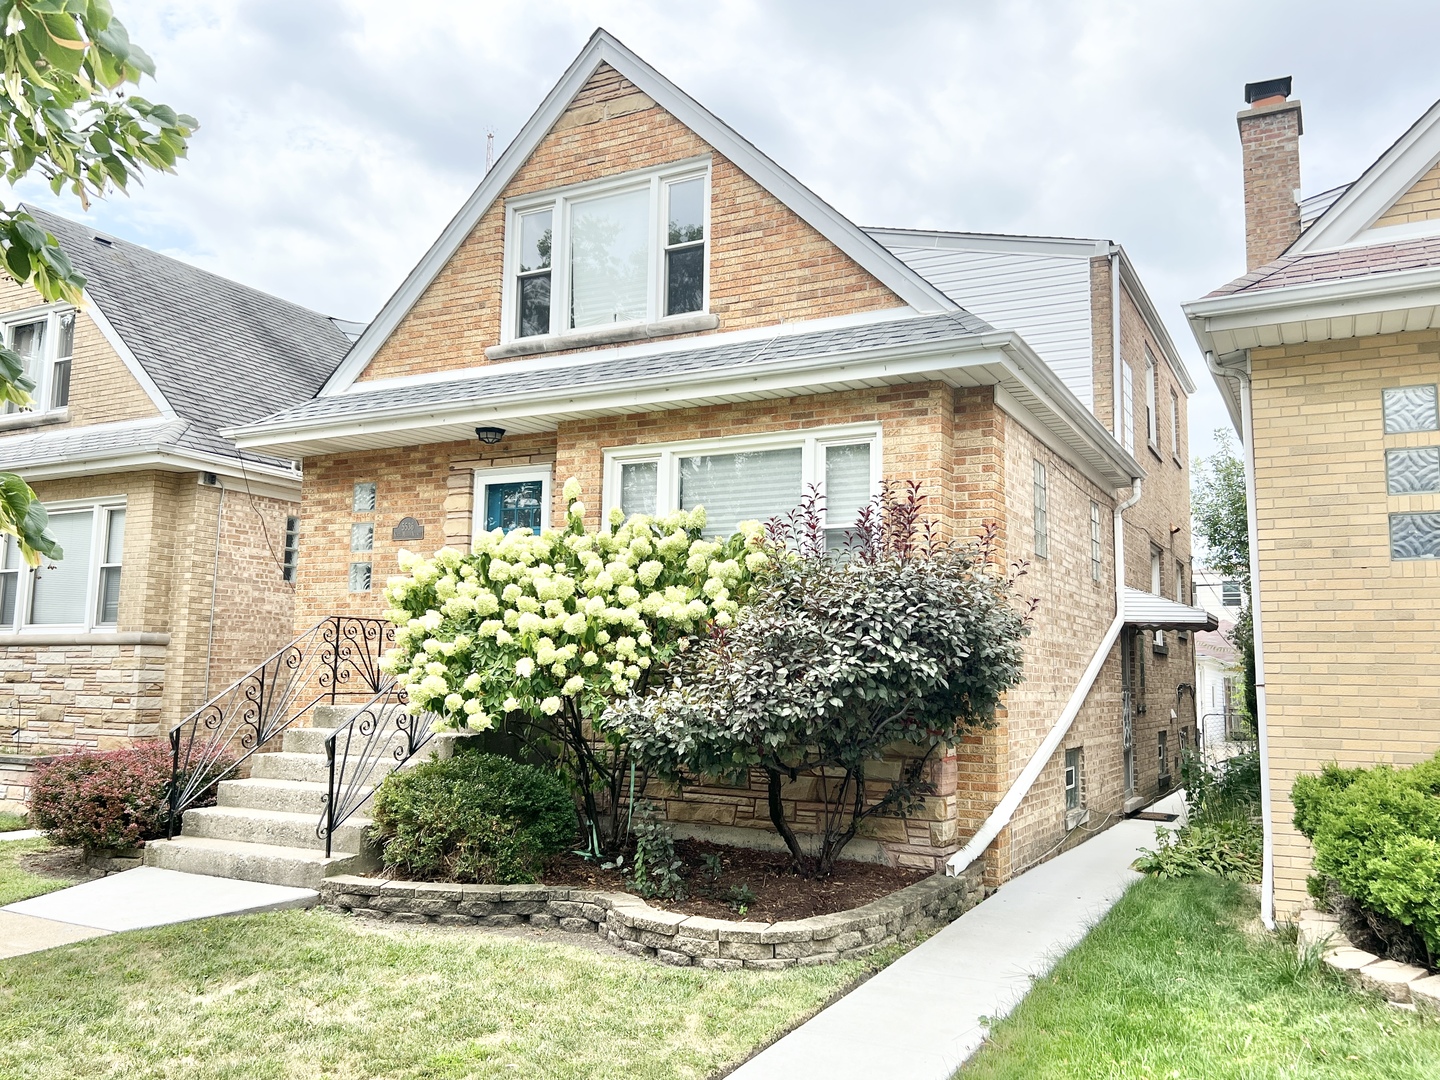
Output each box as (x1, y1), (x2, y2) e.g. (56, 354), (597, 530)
(1185, 78), (1440, 921)
(233, 30), (1211, 883)
(0, 206), (355, 810)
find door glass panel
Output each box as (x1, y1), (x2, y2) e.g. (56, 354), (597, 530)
(569, 187), (649, 329)
(679, 447), (802, 537)
(29, 510), (93, 625)
(485, 481), (545, 533)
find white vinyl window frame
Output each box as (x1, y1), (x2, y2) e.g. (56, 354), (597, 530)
(472, 466), (554, 537)
(0, 496), (125, 633)
(1120, 361), (1135, 454)
(500, 158), (712, 345)
(1, 303), (76, 420)
(1144, 348), (1158, 451)
(601, 424), (883, 533)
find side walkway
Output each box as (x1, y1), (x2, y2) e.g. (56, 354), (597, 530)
(728, 801), (1179, 1080)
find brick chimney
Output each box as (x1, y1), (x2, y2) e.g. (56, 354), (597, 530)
(1238, 77), (1303, 270)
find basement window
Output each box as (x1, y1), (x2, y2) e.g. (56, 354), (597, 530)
(504, 161), (709, 342)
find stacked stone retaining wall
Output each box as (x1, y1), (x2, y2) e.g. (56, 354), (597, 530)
(322, 863), (987, 969)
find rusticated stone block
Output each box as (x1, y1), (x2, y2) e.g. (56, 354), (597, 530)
(374, 895), (417, 912)
(529, 914), (559, 930)
(797, 951), (841, 966)
(775, 939), (819, 959)
(484, 914), (522, 928)
(829, 931), (863, 951)
(548, 901), (586, 918)
(495, 900), (546, 915)
(620, 938), (655, 958)
(698, 957), (744, 971)
(1411, 974), (1440, 1015)
(655, 949), (693, 967)
(351, 907), (386, 920)
(434, 914), (476, 926)
(411, 899), (459, 916)
(580, 903), (608, 922)
(409, 882), (463, 902)
(759, 921), (814, 944)
(558, 917), (594, 935)
(672, 935), (721, 959)
(715, 923), (772, 944)
(1356, 960), (1430, 1003)
(390, 912), (430, 925)
(719, 940), (774, 961)
(742, 957), (796, 970)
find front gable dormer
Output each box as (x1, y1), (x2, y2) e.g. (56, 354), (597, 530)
(331, 34), (954, 391)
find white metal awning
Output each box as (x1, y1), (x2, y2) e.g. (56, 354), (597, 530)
(1122, 587), (1219, 631)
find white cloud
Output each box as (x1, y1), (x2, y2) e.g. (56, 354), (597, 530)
(12, 0), (1440, 460)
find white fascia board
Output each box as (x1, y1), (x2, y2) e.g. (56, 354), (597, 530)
(865, 227), (1112, 261)
(81, 290), (176, 418)
(237, 331), (1141, 489)
(16, 447), (300, 496)
(1183, 264), (1440, 335)
(319, 30), (953, 398)
(1292, 96), (1440, 254)
(1115, 247), (1197, 395)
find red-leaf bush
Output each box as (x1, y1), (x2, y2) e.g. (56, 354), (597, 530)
(30, 741), (231, 852)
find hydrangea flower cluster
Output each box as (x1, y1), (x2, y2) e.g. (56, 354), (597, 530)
(381, 479), (768, 730)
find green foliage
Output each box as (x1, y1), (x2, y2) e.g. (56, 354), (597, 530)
(370, 750), (578, 884)
(1291, 752), (1440, 964)
(1131, 817), (1262, 882)
(379, 481), (766, 854)
(0, 2), (196, 565)
(604, 484), (1032, 875)
(624, 800), (685, 901)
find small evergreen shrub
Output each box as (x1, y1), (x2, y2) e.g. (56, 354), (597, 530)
(30, 741), (201, 852)
(1132, 817), (1262, 882)
(370, 751), (578, 884)
(1292, 752), (1440, 967)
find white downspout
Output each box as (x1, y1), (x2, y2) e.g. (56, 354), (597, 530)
(946, 478), (1142, 877)
(1207, 350), (1274, 928)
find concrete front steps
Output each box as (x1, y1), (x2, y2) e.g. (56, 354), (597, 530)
(145, 706), (388, 890)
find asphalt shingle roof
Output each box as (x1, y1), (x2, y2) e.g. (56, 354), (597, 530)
(246, 309), (995, 430)
(0, 417), (188, 471)
(1208, 234), (1440, 298)
(20, 205), (353, 464)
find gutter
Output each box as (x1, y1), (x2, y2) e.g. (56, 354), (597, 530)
(1206, 350), (1275, 929)
(946, 478), (1143, 878)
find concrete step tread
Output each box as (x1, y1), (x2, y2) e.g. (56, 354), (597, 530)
(154, 835), (360, 863)
(185, 805), (373, 829)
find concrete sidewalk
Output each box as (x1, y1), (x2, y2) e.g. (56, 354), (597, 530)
(1, 866), (318, 959)
(728, 803), (1178, 1080)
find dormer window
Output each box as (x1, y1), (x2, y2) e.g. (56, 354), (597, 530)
(2, 307), (74, 417)
(505, 161), (709, 342)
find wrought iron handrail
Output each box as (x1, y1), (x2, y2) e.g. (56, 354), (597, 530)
(318, 682), (438, 857)
(166, 616), (395, 835)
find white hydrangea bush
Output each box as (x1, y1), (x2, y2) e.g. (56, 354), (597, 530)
(380, 478), (769, 733)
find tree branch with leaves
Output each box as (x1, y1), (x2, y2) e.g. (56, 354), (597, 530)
(0, 0), (196, 564)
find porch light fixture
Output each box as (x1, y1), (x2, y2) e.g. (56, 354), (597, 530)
(474, 426), (506, 445)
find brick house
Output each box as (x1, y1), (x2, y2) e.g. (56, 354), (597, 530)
(231, 30), (1212, 883)
(1185, 78), (1440, 921)
(0, 206), (355, 810)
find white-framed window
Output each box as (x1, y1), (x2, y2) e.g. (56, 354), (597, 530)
(1089, 500), (1102, 582)
(1221, 581), (1242, 607)
(1150, 545), (1164, 649)
(502, 160), (710, 343)
(1032, 460), (1049, 559)
(282, 516), (300, 583)
(1144, 348), (1158, 450)
(1, 306), (75, 418)
(474, 467), (553, 536)
(602, 425), (881, 543)
(1121, 361), (1135, 454)
(1170, 389), (1181, 461)
(1064, 746), (1084, 810)
(0, 499), (125, 631)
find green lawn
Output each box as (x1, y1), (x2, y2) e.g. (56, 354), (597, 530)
(962, 875), (1440, 1079)
(0, 837), (79, 906)
(0, 811), (28, 833)
(0, 908), (899, 1079)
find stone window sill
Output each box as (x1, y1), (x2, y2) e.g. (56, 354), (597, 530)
(485, 313), (720, 361)
(1065, 807), (1090, 830)
(0, 408), (68, 433)
(0, 631), (170, 647)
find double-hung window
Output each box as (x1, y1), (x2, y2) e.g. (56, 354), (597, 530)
(0, 500), (124, 631)
(1169, 389), (1180, 461)
(1150, 545), (1165, 649)
(1144, 348), (1158, 450)
(604, 426), (881, 543)
(2, 307), (75, 417)
(506, 162), (709, 342)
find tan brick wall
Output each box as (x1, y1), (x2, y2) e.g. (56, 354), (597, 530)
(1238, 101), (1303, 271)
(0, 276), (160, 435)
(1374, 160), (1440, 228)
(1249, 329), (1440, 915)
(356, 64), (904, 384)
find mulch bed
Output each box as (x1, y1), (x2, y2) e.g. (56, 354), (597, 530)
(542, 838), (930, 922)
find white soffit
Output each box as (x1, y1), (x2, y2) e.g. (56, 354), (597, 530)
(320, 28), (956, 397)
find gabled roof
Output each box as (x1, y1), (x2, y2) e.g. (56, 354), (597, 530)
(319, 28), (957, 396)
(16, 204), (353, 473)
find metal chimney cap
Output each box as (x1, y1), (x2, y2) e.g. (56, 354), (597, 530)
(1244, 77), (1293, 105)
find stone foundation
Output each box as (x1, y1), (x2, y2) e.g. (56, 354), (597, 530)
(322, 863), (987, 968)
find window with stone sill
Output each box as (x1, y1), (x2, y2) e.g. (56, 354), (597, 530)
(505, 162), (709, 343)
(0, 500), (124, 631)
(1, 306), (75, 419)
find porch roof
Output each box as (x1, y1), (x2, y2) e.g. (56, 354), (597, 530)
(1122, 588), (1219, 632)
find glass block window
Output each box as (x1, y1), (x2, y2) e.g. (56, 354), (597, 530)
(1382, 385), (1439, 434)
(350, 523), (374, 553)
(1390, 512), (1440, 560)
(1090, 501), (1102, 581)
(352, 482), (377, 512)
(1064, 747), (1083, 810)
(1033, 460), (1048, 559)
(282, 516), (299, 583)
(1386, 447), (1440, 494)
(348, 561), (372, 592)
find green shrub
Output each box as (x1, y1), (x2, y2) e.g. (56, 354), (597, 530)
(1132, 817), (1262, 882)
(370, 751), (577, 884)
(1292, 752), (1440, 965)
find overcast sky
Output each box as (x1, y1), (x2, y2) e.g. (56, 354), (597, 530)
(15, 0), (1440, 463)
